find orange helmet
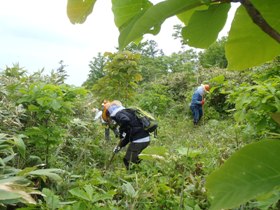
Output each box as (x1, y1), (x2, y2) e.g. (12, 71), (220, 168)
(102, 107), (109, 122)
(101, 100), (111, 122)
(101, 99), (122, 122)
(102, 100), (110, 107)
(203, 84), (210, 92)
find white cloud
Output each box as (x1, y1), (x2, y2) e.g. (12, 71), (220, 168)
(0, 0), (119, 86)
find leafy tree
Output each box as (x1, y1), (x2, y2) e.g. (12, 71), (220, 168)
(139, 55), (169, 82)
(136, 83), (173, 115)
(199, 37), (228, 68)
(52, 60), (69, 85)
(92, 51), (142, 104)
(227, 63), (280, 136)
(166, 49), (198, 73)
(159, 71), (196, 102)
(83, 52), (109, 89)
(1, 63), (27, 79)
(1, 65), (87, 167)
(125, 40), (164, 58)
(172, 24), (186, 47)
(124, 40), (168, 82)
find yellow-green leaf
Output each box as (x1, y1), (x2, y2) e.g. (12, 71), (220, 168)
(67, 0), (96, 24)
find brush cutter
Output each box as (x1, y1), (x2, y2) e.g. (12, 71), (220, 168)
(105, 140), (122, 170)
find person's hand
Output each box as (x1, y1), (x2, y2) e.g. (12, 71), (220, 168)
(113, 146), (121, 154)
(201, 99), (205, 105)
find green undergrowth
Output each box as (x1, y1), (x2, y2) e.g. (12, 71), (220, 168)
(58, 116), (244, 209)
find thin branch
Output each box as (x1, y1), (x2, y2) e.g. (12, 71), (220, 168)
(239, 0), (280, 43)
(212, 0), (280, 43)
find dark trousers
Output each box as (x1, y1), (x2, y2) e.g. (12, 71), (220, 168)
(190, 105), (203, 125)
(123, 141), (150, 169)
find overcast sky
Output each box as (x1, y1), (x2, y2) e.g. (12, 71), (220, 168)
(0, 1), (238, 86)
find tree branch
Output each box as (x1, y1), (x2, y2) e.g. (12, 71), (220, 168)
(240, 0), (280, 43)
(212, 0), (280, 43)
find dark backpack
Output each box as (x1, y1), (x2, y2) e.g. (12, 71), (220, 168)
(126, 107), (158, 137)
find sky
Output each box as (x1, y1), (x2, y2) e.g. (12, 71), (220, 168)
(0, 1), (238, 86)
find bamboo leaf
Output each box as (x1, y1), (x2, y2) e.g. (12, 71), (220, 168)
(0, 189), (21, 201)
(0, 158), (5, 166)
(122, 181), (137, 198)
(2, 154), (17, 164)
(27, 169), (63, 182)
(12, 134), (26, 157)
(0, 183), (36, 205)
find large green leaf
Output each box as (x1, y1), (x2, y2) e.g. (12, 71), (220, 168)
(11, 134), (26, 157)
(122, 181), (137, 198)
(67, 0), (96, 24)
(182, 3), (230, 48)
(177, 5), (207, 25)
(69, 187), (92, 201)
(115, 0), (202, 49)
(112, 0), (153, 30)
(0, 177), (37, 205)
(206, 140), (280, 210)
(226, 0), (280, 70)
(27, 169), (63, 182)
(0, 189), (21, 202)
(42, 188), (61, 210)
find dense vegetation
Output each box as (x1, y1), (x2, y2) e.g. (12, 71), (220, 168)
(0, 37), (279, 209)
(1, 0), (279, 209)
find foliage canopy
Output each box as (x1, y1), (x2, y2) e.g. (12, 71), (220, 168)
(67, 0), (280, 70)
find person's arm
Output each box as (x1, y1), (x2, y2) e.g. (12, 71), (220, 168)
(114, 111), (131, 147)
(119, 134), (130, 147)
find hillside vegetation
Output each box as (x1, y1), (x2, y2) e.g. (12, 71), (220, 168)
(0, 38), (279, 209)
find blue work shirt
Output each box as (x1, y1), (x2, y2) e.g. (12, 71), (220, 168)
(190, 86), (205, 107)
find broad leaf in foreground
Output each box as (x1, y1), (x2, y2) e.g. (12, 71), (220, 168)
(67, 0), (96, 24)
(115, 0), (202, 49)
(226, 0), (280, 70)
(206, 140), (280, 210)
(182, 3), (230, 49)
(112, 0), (153, 30)
(66, 0), (280, 70)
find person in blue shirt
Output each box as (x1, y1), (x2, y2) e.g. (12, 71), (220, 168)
(190, 84), (210, 125)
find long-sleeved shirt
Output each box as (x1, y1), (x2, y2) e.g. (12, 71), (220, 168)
(109, 106), (150, 147)
(190, 86), (205, 106)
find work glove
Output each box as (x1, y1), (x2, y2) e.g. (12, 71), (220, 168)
(201, 99), (205, 105)
(113, 146), (121, 154)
